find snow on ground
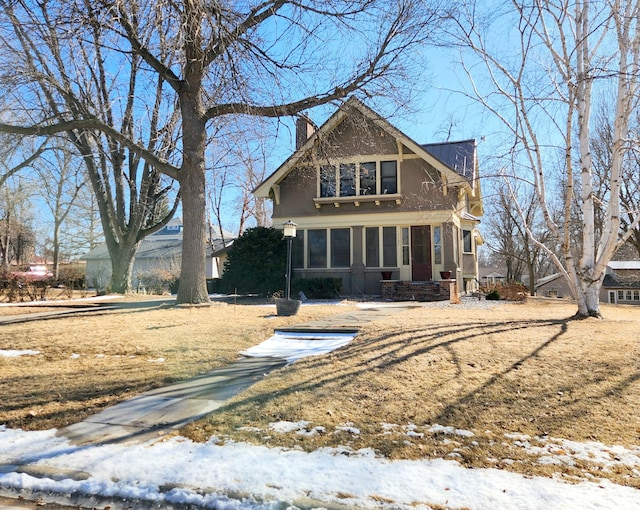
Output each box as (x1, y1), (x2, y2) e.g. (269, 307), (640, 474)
(241, 331), (356, 362)
(1, 425), (640, 510)
(2, 300), (639, 508)
(0, 349), (40, 357)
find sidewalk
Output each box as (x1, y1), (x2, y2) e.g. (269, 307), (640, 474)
(57, 302), (418, 446)
(1, 302), (417, 509)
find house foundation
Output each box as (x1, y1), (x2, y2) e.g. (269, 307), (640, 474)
(381, 279), (454, 302)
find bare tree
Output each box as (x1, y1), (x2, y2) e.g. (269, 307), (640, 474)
(62, 185), (104, 259)
(0, 1), (180, 293)
(0, 137), (47, 190)
(484, 177), (556, 294)
(0, 179), (35, 270)
(592, 103), (640, 258)
(0, 0), (443, 304)
(33, 144), (85, 278)
(448, 0), (640, 317)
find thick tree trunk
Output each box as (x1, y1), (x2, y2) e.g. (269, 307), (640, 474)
(177, 168), (209, 304)
(176, 93), (209, 305)
(574, 280), (603, 318)
(109, 241), (139, 294)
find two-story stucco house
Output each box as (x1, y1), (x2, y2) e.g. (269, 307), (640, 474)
(254, 98), (483, 300)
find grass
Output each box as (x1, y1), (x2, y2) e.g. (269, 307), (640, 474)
(1, 295), (639, 488)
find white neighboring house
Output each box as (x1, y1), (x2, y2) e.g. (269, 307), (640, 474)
(82, 218), (234, 291)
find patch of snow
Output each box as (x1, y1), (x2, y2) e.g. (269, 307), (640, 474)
(429, 423), (475, 438)
(507, 434), (640, 472)
(269, 421), (312, 434)
(1, 426), (640, 509)
(147, 358), (166, 363)
(336, 423), (360, 435)
(241, 331), (356, 362)
(0, 349), (40, 357)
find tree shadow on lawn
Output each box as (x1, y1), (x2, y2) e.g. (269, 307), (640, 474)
(193, 314), (640, 448)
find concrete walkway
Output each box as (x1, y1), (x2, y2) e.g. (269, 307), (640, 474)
(54, 302), (418, 446)
(58, 356), (288, 445)
(1, 301), (419, 509)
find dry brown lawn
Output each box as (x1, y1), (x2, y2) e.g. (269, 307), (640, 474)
(1, 295), (640, 488)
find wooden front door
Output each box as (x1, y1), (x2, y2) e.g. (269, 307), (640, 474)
(411, 225), (432, 281)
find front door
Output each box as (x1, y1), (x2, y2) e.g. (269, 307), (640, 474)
(411, 225), (432, 281)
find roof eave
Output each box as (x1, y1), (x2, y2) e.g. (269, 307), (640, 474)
(253, 97), (474, 199)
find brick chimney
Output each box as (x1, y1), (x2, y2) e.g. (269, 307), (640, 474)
(295, 115), (316, 150)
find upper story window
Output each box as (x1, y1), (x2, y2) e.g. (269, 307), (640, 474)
(340, 163), (356, 197)
(318, 159), (398, 198)
(463, 229), (473, 253)
(320, 165), (336, 197)
(380, 161), (398, 194)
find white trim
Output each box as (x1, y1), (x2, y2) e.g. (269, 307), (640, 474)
(272, 210), (458, 229)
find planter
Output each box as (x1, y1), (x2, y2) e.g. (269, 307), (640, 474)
(275, 298), (301, 316)
(381, 271), (393, 280)
(439, 271), (452, 280)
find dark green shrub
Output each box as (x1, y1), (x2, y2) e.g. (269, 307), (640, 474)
(220, 227), (287, 296)
(293, 277), (342, 299)
(486, 289), (500, 300)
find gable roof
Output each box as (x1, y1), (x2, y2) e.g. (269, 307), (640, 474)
(254, 97), (478, 200)
(534, 272), (566, 289)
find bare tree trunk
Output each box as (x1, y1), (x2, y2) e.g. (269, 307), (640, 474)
(177, 95), (209, 304)
(109, 242), (140, 294)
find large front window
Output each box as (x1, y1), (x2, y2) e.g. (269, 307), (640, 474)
(331, 228), (351, 267)
(318, 159), (399, 197)
(308, 229), (327, 267)
(365, 227), (379, 267)
(382, 227), (397, 267)
(305, 228), (351, 268)
(365, 226), (397, 268)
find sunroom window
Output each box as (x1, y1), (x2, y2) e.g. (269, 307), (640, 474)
(365, 226), (397, 268)
(308, 229), (327, 267)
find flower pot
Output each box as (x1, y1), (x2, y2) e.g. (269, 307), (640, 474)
(381, 271), (393, 280)
(275, 298), (301, 316)
(439, 271), (452, 280)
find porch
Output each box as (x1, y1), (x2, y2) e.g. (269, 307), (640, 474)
(381, 279), (455, 302)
